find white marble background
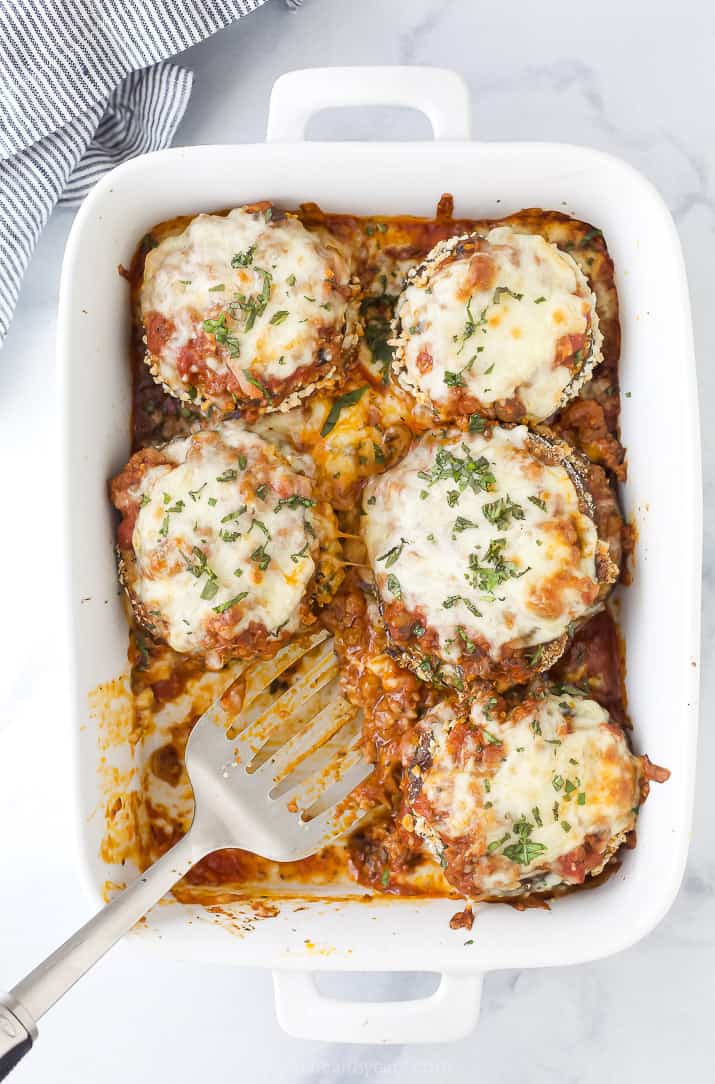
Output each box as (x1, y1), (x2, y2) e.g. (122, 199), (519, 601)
(0, 0), (712, 1080)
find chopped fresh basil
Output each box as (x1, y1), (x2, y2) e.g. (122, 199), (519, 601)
(418, 443), (496, 498)
(528, 644), (545, 668)
(231, 245), (256, 267)
(290, 542), (310, 563)
(454, 297), (488, 355)
(250, 518), (271, 539)
(363, 305), (394, 383)
(221, 506), (247, 523)
(202, 311), (240, 357)
(250, 545), (271, 571)
(487, 833), (511, 854)
(442, 595), (482, 619)
(467, 538), (526, 595)
(243, 370), (273, 400)
(492, 286), (523, 304)
(482, 495), (524, 529)
(274, 495), (316, 511)
(212, 592), (248, 613)
(200, 578), (219, 601)
(503, 838), (547, 864)
(468, 413), (487, 433)
(386, 573), (402, 598)
(320, 386), (368, 437)
(377, 538), (408, 568)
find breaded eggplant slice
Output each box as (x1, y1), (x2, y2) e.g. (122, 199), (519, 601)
(361, 424), (620, 692)
(403, 690), (667, 900)
(111, 421), (342, 669)
(392, 227), (602, 424)
(140, 203), (361, 417)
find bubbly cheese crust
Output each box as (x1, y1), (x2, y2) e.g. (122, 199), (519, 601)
(362, 425), (617, 689)
(406, 692), (641, 899)
(140, 205), (359, 415)
(392, 227), (603, 423)
(111, 423), (337, 667)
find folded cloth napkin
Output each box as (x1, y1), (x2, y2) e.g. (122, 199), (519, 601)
(0, 0), (269, 346)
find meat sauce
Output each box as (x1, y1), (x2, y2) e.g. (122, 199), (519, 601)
(116, 197), (628, 902)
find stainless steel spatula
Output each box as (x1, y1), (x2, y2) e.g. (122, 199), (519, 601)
(0, 628), (369, 1078)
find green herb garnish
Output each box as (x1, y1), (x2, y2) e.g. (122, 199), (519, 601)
(212, 592), (249, 613)
(231, 245), (256, 267)
(200, 578), (219, 601)
(320, 387), (368, 437)
(274, 495), (316, 511)
(377, 538), (408, 568)
(202, 312), (240, 357)
(492, 286), (523, 304)
(482, 495), (525, 529)
(386, 574), (402, 598)
(250, 545), (271, 571)
(442, 595), (482, 618)
(417, 443), (496, 500)
(243, 370), (273, 400)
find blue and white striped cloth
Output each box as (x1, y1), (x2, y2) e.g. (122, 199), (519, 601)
(0, 0), (272, 346)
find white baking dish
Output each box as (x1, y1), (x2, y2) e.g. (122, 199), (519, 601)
(57, 66), (701, 1044)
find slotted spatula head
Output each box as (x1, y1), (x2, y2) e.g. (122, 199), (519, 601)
(185, 628), (372, 863)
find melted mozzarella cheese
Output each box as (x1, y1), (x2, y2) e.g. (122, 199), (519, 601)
(130, 423), (317, 655)
(416, 694), (640, 891)
(362, 425), (601, 659)
(393, 227), (602, 422)
(141, 206), (355, 404)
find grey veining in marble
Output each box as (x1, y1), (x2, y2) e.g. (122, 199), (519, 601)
(0, 1), (711, 1080)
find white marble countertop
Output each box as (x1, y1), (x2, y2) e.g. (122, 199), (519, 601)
(0, 0), (711, 1080)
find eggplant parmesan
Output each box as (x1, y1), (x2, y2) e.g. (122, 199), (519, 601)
(362, 424), (620, 691)
(404, 690), (667, 900)
(392, 227), (602, 424)
(139, 203), (360, 416)
(111, 422), (341, 669)
(103, 199), (660, 911)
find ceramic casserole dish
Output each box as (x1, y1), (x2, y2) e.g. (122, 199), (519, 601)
(57, 66), (701, 1043)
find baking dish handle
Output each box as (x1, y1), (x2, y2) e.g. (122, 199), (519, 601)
(272, 970), (483, 1044)
(266, 67), (470, 143)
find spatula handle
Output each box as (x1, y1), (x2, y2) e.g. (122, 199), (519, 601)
(0, 830), (202, 1079)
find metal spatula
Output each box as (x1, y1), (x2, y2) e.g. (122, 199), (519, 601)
(0, 629), (369, 1078)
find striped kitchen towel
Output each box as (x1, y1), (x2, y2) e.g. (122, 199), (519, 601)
(0, 0), (270, 347)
